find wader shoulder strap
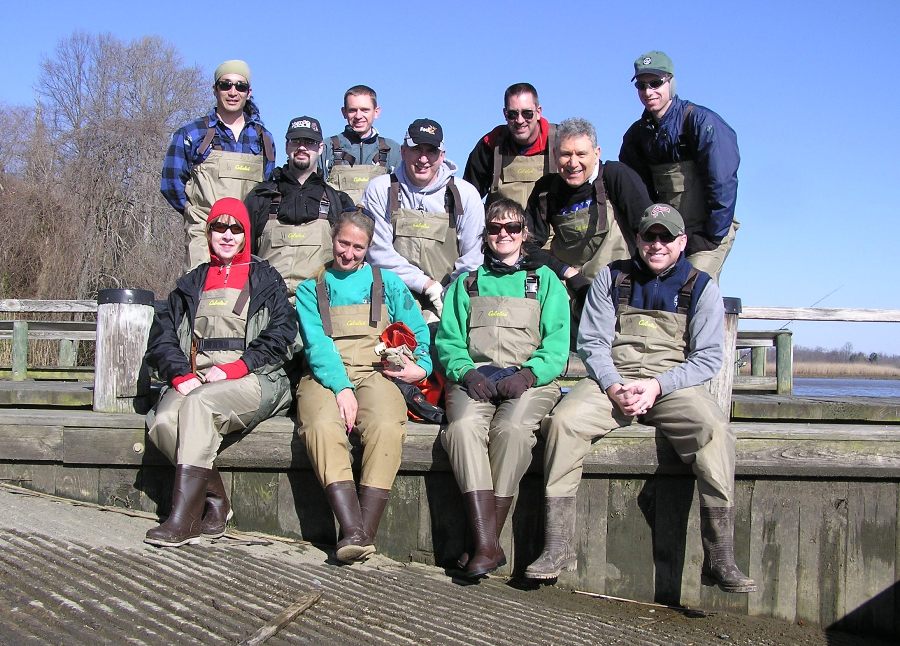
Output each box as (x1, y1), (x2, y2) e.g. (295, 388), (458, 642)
(614, 270), (631, 312)
(315, 278), (333, 337)
(370, 267), (383, 328)
(232, 281), (251, 315)
(491, 136), (504, 193)
(331, 136), (355, 165)
(254, 125), (275, 163)
(445, 177), (462, 229)
(545, 123), (558, 175)
(198, 127), (218, 156)
(589, 171), (609, 233)
(376, 137), (391, 167)
(678, 267), (700, 316)
(388, 174), (400, 214)
(464, 270), (480, 297)
(318, 185), (332, 218)
(679, 104), (696, 151)
(524, 270), (539, 300)
(267, 192), (282, 220)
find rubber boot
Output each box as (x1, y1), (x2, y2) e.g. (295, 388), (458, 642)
(462, 490), (504, 578)
(359, 485), (391, 542)
(200, 467), (233, 538)
(700, 505), (757, 593)
(145, 465), (211, 547)
(325, 481), (375, 563)
(456, 495), (512, 569)
(524, 496), (577, 580)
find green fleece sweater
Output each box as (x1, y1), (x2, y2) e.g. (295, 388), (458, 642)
(296, 263), (431, 394)
(436, 264), (570, 385)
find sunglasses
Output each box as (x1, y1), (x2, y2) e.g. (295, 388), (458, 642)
(504, 109), (536, 121)
(209, 222), (245, 235)
(640, 230), (679, 244)
(288, 138), (321, 149)
(486, 221), (524, 236)
(634, 77), (668, 91)
(215, 79), (251, 93)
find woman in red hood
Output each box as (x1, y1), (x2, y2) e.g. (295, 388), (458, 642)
(144, 197), (297, 547)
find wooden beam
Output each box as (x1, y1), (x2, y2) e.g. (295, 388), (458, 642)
(11, 321), (27, 381)
(741, 307), (900, 322)
(0, 299), (97, 313)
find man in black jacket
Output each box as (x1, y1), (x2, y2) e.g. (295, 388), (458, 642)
(245, 116), (354, 300)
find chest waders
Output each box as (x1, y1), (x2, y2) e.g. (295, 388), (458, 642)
(183, 125), (276, 270)
(257, 192), (334, 300)
(464, 270), (542, 368)
(389, 174), (463, 286)
(649, 106), (739, 279)
(326, 135), (391, 205)
(315, 267), (389, 383)
(191, 283), (251, 377)
(489, 125), (558, 208)
(545, 169), (636, 279)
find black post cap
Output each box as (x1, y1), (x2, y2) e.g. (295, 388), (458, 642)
(97, 288), (155, 306)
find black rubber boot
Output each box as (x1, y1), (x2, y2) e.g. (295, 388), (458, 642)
(462, 490), (504, 578)
(700, 505), (757, 593)
(359, 485), (391, 542)
(200, 467), (233, 538)
(456, 495), (512, 569)
(524, 497), (577, 580)
(145, 465), (211, 547)
(325, 481), (375, 563)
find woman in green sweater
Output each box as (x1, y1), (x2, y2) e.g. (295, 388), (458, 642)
(436, 198), (570, 578)
(295, 209), (431, 563)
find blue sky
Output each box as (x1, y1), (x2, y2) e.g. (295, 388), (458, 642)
(5, 1), (899, 354)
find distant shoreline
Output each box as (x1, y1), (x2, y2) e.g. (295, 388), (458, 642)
(788, 361), (899, 380)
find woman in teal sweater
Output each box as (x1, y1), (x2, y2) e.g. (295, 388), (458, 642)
(436, 198), (570, 578)
(296, 209), (431, 563)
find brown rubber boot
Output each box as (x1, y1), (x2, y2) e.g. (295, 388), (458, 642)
(462, 490), (504, 578)
(200, 467), (233, 538)
(145, 465), (211, 547)
(359, 485), (391, 542)
(456, 495), (513, 569)
(325, 481), (375, 563)
(700, 505), (757, 593)
(524, 496), (577, 580)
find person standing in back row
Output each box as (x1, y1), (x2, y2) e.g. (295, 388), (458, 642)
(619, 51), (739, 280)
(322, 85), (402, 205)
(162, 60), (275, 271)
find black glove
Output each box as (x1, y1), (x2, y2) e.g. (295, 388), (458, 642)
(496, 367), (536, 400)
(686, 233), (719, 255)
(462, 368), (498, 402)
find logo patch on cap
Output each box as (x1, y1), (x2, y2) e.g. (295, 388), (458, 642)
(643, 57), (652, 65)
(291, 119), (318, 132)
(419, 125), (437, 135)
(649, 204), (671, 217)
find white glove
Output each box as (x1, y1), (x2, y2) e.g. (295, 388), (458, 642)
(424, 282), (444, 317)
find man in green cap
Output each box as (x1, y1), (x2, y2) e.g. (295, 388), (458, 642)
(525, 203), (756, 595)
(619, 51), (739, 280)
(162, 59), (276, 271)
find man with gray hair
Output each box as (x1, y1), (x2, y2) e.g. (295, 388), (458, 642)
(523, 117), (652, 294)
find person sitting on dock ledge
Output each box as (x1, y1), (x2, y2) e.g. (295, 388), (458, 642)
(144, 197), (297, 547)
(295, 209), (432, 564)
(525, 203), (756, 594)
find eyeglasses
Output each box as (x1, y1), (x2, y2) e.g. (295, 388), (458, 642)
(209, 222), (245, 235)
(634, 77), (668, 91)
(215, 79), (251, 93)
(640, 230), (679, 244)
(287, 138), (320, 149)
(486, 221), (524, 236)
(504, 109), (536, 121)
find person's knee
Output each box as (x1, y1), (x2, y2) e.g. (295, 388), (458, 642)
(491, 421), (536, 453)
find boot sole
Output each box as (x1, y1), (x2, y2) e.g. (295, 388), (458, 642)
(201, 509), (235, 538)
(701, 575), (758, 593)
(144, 535), (201, 548)
(462, 555), (507, 579)
(524, 559), (577, 580)
(336, 543), (376, 563)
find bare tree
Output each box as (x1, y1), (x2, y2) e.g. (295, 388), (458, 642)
(0, 31), (207, 301)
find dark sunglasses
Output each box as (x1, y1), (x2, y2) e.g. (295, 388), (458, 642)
(634, 77), (668, 91)
(504, 109), (536, 121)
(209, 222), (245, 235)
(215, 79), (251, 93)
(640, 230), (679, 244)
(486, 221), (524, 236)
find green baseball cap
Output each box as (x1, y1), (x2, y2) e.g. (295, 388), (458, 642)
(632, 51), (674, 81)
(639, 203), (684, 236)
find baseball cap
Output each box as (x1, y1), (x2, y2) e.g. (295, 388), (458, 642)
(631, 51), (674, 81)
(639, 203), (685, 236)
(403, 118), (444, 150)
(285, 116), (323, 143)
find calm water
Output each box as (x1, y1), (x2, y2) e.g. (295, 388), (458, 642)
(793, 377), (900, 398)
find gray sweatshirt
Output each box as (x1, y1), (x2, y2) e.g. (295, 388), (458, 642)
(577, 266), (724, 396)
(362, 160), (485, 294)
